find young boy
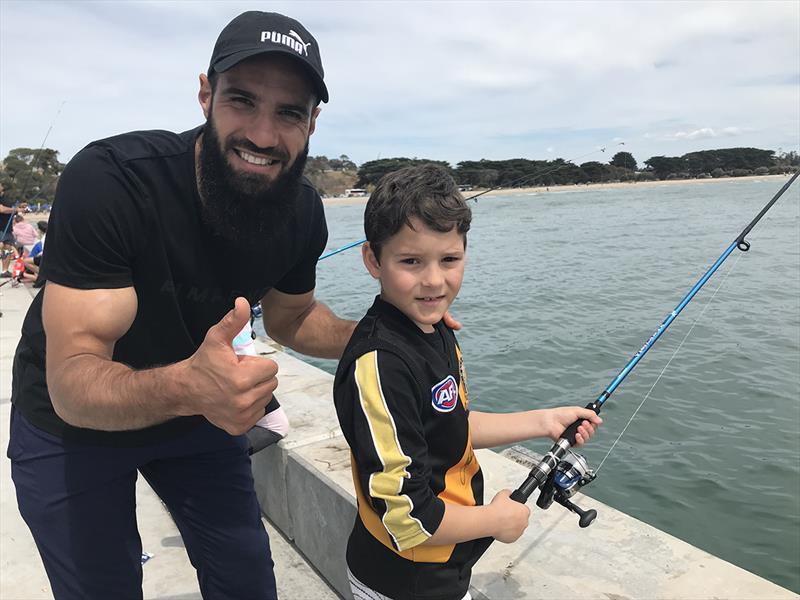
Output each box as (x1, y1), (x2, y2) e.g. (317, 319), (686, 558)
(333, 164), (602, 600)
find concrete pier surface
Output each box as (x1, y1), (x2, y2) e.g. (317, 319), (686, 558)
(2, 281), (797, 600)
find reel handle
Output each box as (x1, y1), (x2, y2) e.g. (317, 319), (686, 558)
(556, 496), (597, 528)
(559, 401), (601, 446)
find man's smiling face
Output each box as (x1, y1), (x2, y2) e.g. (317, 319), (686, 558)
(196, 53), (320, 246)
(201, 52), (319, 188)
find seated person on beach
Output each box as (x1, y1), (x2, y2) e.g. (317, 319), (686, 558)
(13, 213), (39, 250)
(232, 318), (290, 454)
(333, 164), (602, 600)
(21, 221), (48, 287)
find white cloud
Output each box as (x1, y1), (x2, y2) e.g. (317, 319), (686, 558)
(658, 127), (747, 141)
(1, 0), (797, 167)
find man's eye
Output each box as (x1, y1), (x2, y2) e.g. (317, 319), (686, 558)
(280, 109), (304, 121)
(232, 97), (254, 107)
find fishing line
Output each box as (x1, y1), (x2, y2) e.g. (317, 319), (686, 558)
(594, 249), (744, 474)
(468, 170), (799, 555)
(595, 186), (791, 472)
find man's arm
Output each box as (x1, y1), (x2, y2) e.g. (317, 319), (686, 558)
(0, 201), (26, 214)
(260, 288), (356, 359)
(44, 283), (278, 433)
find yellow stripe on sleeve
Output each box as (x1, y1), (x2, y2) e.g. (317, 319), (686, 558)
(354, 351), (431, 551)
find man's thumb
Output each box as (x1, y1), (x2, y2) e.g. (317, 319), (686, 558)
(210, 297), (251, 344)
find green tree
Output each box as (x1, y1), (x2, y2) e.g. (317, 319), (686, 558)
(610, 151), (637, 171)
(580, 161), (612, 183)
(356, 158), (451, 187)
(644, 156), (687, 179)
(1, 147), (65, 203)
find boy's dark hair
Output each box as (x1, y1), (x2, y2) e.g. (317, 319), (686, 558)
(364, 164), (472, 261)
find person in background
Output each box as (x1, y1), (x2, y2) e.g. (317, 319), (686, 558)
(13, 213), (40, 251)
(0, 183), (26, 277)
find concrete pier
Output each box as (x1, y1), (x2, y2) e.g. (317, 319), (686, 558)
(2, 281), (797, 599)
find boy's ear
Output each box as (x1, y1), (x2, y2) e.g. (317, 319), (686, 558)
(362, 242), (381, 279)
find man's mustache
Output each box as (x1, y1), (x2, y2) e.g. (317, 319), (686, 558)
(227, 139), (290, 163)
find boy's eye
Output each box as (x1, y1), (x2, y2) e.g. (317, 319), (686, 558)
(443, 255), (462, 263)
(400, 258), (419, 265)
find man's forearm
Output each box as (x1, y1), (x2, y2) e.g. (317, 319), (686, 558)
(48, 354), (192, 431)
(267, 300), (356, 359)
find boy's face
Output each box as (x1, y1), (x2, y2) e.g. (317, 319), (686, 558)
(363, 217), (465, 333)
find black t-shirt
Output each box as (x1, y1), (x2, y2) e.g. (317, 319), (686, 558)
(334, 297), (484, 600)
(11, 127), (328, 445)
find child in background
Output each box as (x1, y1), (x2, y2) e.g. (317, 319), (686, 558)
(233, 317), (290, 454)
(333, 165), (602, 600)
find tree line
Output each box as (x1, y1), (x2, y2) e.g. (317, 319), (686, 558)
(1, 146), (796, 203)
(355, 148), (799, 189)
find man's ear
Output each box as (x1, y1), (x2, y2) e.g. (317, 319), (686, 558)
(198, 74), (212, 119)
(308, 105), (321, 136)
(362, 242), (381, 279)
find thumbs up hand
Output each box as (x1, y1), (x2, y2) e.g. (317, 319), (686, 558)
(182, 297), (278, 435)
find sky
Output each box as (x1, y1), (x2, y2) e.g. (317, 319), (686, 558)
(1, 1), (798, 169)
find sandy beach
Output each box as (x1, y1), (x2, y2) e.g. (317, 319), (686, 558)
(322, 173), (793, 207)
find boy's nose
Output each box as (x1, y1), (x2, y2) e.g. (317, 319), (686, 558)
(421, 264), (444, 287)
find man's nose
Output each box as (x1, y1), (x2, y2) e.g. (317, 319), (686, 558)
(247, 113), (280, 151)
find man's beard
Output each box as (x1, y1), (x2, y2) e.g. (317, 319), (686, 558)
(198, 116), (308, 252)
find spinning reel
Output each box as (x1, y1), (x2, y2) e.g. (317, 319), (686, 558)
(535, 451), (597, 528)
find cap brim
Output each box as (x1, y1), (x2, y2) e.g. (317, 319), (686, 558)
(212, 47), (329, 103)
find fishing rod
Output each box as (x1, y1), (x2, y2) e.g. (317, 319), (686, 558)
(474, 170), (799, 555)
(318, 144), (624, 260)
(1, 101), (66, 242)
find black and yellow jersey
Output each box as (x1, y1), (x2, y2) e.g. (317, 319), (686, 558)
(334, 296), (484, 600)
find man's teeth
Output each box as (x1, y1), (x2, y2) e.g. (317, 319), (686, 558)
(238, 150), (277, 166)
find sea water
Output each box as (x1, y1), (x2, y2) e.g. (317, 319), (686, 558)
(259, 176), (800, 592)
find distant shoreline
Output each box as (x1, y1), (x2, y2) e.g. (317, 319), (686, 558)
(322, 173), (792, 207)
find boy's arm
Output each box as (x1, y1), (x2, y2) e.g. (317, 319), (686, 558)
(468, 407), (602, 449)
(422, 490), (530, 545)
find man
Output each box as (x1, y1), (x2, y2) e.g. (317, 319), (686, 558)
(8, 11), (354, 599)
(0, 182), (24, 277)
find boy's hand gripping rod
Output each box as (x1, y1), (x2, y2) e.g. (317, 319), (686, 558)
(477, 171), (799, 555)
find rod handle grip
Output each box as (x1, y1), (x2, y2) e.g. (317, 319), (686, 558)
(560, 401), (601, 446)
(510, 481), (535, 504)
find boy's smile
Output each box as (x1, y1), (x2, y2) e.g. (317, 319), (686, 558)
(363, 217), (466, 333)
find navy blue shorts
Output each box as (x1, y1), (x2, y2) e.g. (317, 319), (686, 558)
(7, 407), (277, 600)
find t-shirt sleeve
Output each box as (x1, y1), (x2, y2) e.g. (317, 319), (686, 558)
(41, 144), (144, 289)
(343, 349), (445, 552)
(272, 185), (328, 295)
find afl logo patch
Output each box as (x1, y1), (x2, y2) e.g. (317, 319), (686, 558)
(431, 375), (458, 412)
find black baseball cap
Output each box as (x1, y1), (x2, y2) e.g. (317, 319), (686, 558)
(208, 11), (329, 103)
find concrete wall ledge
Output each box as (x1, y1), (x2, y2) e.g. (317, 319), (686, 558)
(251, 338), (797, 600)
